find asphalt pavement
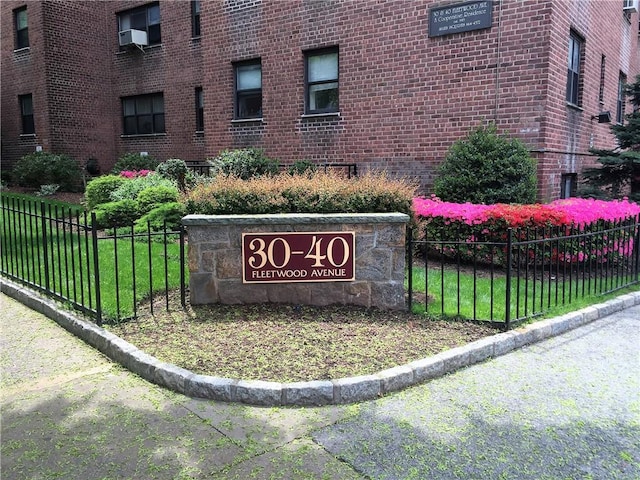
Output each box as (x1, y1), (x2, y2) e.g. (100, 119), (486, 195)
(1, 292), (638, 479)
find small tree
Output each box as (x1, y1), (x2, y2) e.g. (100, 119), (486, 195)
(433, 123), (537, 204)
(582, 74), (640, 202)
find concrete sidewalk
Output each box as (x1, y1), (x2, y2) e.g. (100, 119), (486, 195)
(0, 293), (361, 479)
(2, 291), (639, 479)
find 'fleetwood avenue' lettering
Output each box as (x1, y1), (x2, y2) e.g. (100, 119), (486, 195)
(251, 268), (347, 280)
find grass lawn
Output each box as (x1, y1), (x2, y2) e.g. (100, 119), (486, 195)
(408, 263), (638, 325)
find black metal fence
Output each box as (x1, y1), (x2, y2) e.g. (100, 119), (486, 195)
(407, 215), (640, 330)
(3, 192), (638, 332)
(0, 194), (186, 326)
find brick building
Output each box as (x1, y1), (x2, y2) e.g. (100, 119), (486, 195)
(1, 0), (639, 200)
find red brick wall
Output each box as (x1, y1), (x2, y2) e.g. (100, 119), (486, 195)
(40, 1), (116, 174)
(111, 0), (205, 166)
(1, 1), (50, 169)
(537, 0), (640, 200)
(2, 0), (205, 176)
(202, 0), (638, 199)
(202, 0), (554, 191)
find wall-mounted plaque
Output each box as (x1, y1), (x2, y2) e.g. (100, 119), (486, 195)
(242, 232), (355, 283)
(429, 0), (493, 37)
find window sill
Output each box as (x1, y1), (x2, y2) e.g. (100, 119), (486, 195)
(13, 47), (30, 54)
(566, 102), (583, 112)
(195, 130), (204, 135)
(301, 112), (341, 119)
(231, 118), (264, 124)
(191, 36), (201, 42)
(19, 133), (36, 138)
(120, 133), (167, 138)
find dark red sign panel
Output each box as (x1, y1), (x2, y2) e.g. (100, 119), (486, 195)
(242, 232), (355, 283)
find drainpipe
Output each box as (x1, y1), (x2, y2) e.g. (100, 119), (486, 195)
(494, 0), (504, 123)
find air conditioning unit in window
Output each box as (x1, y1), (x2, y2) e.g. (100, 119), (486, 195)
(118, 29), (148, 47)
(623, 0), (638, 13)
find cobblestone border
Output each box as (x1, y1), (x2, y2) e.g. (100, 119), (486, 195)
(2, 277), (638, 406)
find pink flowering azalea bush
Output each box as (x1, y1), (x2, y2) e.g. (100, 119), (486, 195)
(119, 170), (152, 179)
(412, 196), (640, 267)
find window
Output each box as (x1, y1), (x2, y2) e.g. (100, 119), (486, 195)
(561, 173), (577, 199)
(19, 94), (34, 134)
(234, 60), (262, 119)
(195, 87), (204, 131)
(617, 73), (627, 124)
(122, 93), (165, 135)
(566, 32), (583, 106)
(192, 0), (201, 37)
(598, 55), (606, 104)
(305, 48), (339, 114)
(14, 6), (29, 49)
(118, 3), (161, 46)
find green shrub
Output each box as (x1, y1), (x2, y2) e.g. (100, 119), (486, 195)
(136, 185), (179, 214)
(155, 158), (196, 191)
(1, 172), (11, 188)
(134, 202), (186, 233)
(208, 148), (279, 180)
(111, 153), (160, 174)
(93, 199), (139, 228)
(12, 152), (83, 192)
(109, 173), (176, 203)
(85, 175), (128, 210)
(184, 171), (416, 215)
(434, 123), (537, 204)
(287, 160), (318, 176)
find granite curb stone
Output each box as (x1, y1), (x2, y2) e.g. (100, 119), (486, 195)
(2, 278), (638, 407)
(185, 375), (237, 402)
(283, 380), (335, 406)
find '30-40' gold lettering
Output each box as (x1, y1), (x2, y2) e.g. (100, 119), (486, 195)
(247, 235), (349, 269)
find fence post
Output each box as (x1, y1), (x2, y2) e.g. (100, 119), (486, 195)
(180, 223), (186, 308)
(91, 212), (102, 326)
(505, 228), (513, 331)
(40, 202), (51, 293)
(406, 225), (413, 309)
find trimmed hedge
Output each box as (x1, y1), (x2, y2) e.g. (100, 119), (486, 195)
(94, 199), (139, 228)
(134, 202), (186, 233)
(137, 186), (179, 214)
(85, 175), (128, 210)
(184, 171), (416, 215)
(109, 173), (177, 203)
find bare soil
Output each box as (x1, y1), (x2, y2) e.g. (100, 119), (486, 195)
(2, 186), (85, 206)
(109, 302), (498, 383)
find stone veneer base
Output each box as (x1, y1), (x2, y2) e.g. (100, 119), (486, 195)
(182, 213), (410, 311)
